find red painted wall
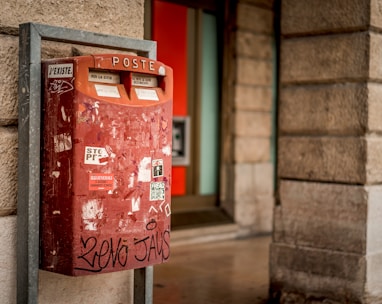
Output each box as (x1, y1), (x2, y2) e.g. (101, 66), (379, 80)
(152, 0), (187, 196)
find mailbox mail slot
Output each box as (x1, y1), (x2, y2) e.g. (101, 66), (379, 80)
(40, 54), (173, 276)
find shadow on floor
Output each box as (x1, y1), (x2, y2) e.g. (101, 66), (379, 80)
(153, 235), (271, 304)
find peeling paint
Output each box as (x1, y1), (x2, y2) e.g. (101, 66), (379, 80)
(132, 196), (141, 212)
(61, 106), (67, 121)
(162, 145), (171, 156)
(82, 199), (104, 231)
(51, 171), (60, 178)
(138, 157), (151, 182)
(128, 173), (135, 188)
(54, 133), (72, 153)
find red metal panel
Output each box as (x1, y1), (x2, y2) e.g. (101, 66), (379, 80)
(153, 0), (188, 196)
(152, 0), (187, 116)
(171, 167), (186, 195)
(41, 54), (173, 276)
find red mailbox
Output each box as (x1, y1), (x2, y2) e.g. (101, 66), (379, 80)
(40, 54), (173, 276)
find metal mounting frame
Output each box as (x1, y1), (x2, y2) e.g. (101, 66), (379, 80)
(17, 22), (156, 304)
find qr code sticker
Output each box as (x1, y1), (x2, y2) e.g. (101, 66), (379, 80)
(150, 182), (165, 201)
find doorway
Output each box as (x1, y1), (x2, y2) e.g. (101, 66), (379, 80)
(145, 0), (232, 229)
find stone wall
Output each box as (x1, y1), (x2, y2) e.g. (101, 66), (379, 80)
(231, 0), (275, 235)
(0, 1), (144, 303)
(271, 0), (382, 303)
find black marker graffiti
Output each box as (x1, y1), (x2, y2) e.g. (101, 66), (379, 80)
(134, 225), (170, 263)
(74, 236), (129, 273)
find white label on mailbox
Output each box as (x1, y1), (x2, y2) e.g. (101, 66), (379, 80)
(135, 88), (159, 101)
(48, 63), (73, 78)
(150, 182), (165, 201)
(132, 73), (158, 87)
(95, 84), (121, 98)
(84, 146), (109, 165)
(89, 71), (120, 84)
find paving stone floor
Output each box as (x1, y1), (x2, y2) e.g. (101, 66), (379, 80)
(153, 235), (271, 304)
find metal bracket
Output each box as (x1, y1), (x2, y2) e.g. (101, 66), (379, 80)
(17, 22), (156, 304)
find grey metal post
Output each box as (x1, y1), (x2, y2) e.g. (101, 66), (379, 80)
(134, 267), (154, 304)
(17, 22), (156, 304)
(17, 21), (42, 304)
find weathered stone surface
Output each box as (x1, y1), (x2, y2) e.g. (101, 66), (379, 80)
(0, 35), (18, 126)
(39, 269), (133, 304)
(235, 111), (272, 137)
(365, 253), (382, 301)
(366, 186), (382, 254)
(366, 137), (382, 183)
(237, 32), (273, 59)
(234, 162), (274, 201)
(274, 291), (348, 304)
(41, 41), (136, 60)
(368, 83), (382, 132)
(274, 181), (367, 254)
(239, 0), (274, 9)
(237, 3), (274, 34)
(281, 33), (369, 84)
(371, 0), (382, 32)
(253, 194), (274, 233)
(253, 162), (274, 195)
(0, 216), (16, 304)
(234, 85), (272, 111)
(278, 136), (366, 183)
(369, 32), (382, 81)
(270, 243), (365, 303)
(234, 162), (274, 234)
(0, 127), (17, 216)
(279, 83), (368, 136)
(282, 0), (369, 35)
(235, 137), (270, 163)
(235, 195), (274, 234)
(237, 58), (273, 86)
(0, 38), (136, 127)
(235, 198), (257, 228)
(0, 0), (144, 38)
(234, 163), (253, 201)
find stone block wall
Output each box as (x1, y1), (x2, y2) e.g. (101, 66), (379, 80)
(271, 0), (382, 303)
(221, 0), (275, 236)
(0, 1), (144, 303)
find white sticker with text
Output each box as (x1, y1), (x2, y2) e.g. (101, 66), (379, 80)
(95, 84), (121, 98)
(48, 63), (73, 78)
(84, 146), (109, 165)
(135, 88), (159, 101)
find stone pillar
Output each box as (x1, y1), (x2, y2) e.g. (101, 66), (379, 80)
(221, 0), (275, 236)
(270, 0), (382, 303)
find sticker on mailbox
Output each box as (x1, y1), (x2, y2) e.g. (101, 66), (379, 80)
(89, 173), (114, 191)
(150, 182), (165, 201)
(95, 84), (121, 98)
(89, 71), (120, 84)
(152, 159), (163, 178)
(48, 63), (73, 78)
(132, 73), (158, 87)
(135, 88), (159, 101)
(54, 133), (72, 153)
(84, 146), (109, 165)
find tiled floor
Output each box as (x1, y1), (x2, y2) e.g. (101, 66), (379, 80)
(153, 235), (271, 304)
